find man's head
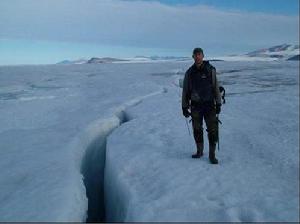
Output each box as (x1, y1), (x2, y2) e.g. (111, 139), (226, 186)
(192, 48), (204, 64)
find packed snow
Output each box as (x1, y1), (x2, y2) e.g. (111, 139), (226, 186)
(0, 62), (170, 221)
(105, 61), (299, 222)
(0, 60), (299, 222)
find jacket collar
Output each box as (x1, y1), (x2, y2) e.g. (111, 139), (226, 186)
(192, 60), (209, 70)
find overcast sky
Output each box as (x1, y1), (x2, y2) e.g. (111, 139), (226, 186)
(0, 0), (299, 65)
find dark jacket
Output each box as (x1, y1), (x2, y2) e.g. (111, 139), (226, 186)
(182, 60), (222, 109)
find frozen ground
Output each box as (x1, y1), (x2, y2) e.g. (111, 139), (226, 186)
(0, 60), (299, 222)
(0, 62), (176, 221)
(105, 61), (299, 222)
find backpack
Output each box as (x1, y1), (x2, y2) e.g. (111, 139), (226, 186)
(219, 86), (226, 104)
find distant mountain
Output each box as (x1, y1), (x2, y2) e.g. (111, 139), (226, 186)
(287, 54), (300, 61)
(133, 55), (190, 61)
(57, 59), (88, 64)
(56, 57), (128, 64)
(208, 59), (225, 62)
(87, 57), (129, 63)
(246, 44), (299, 59)
(57, 55), (191, 64)
(57, 60), (71, 64)
(57, 44), (299, 64)
(212, 44), (300, 61)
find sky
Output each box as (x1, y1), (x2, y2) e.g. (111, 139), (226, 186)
(151, 0), (300, 15)
(0, 0), (299, 65)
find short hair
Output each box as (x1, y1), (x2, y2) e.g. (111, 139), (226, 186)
(193, 48), (204, 55)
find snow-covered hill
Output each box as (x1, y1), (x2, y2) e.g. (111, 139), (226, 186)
(246, 44), (299, 59)
(287, 54), (300, 61)
(132, 55), (190, 61)
(57, 59), (88, 64)
(57, 44), (299, 64)
(213, 44), (299, 61)
(57, 56), (191, 64)
(87, 57), (129, 63)
(56, 57), (128, 64)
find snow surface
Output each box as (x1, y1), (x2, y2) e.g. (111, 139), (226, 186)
(105, 61), (299, 222)
(0, 61), (299, 222)
(0, 62), (172, 221)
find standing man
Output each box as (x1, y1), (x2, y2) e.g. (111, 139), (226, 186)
(182, 48), (222, 164)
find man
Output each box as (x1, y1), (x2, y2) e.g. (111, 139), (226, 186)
(182, 48), (222, 164)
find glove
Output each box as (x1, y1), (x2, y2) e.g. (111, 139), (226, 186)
(216, 104), (221, 114)
(182, 107), (190, 118)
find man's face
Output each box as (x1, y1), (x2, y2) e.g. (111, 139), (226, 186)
(193, 52), (204, 64)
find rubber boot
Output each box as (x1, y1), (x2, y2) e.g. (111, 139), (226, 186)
(209, 143), (218, 164)
(192, 142), (203, 158)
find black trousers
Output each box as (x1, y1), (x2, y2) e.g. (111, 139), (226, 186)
(190, 102), (218, 151)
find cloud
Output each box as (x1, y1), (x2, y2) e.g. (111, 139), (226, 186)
(0, 0), (299, 54)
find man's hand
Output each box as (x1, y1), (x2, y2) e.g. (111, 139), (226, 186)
(216, 104), (221, 114)
(182, 107), (191, 118)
